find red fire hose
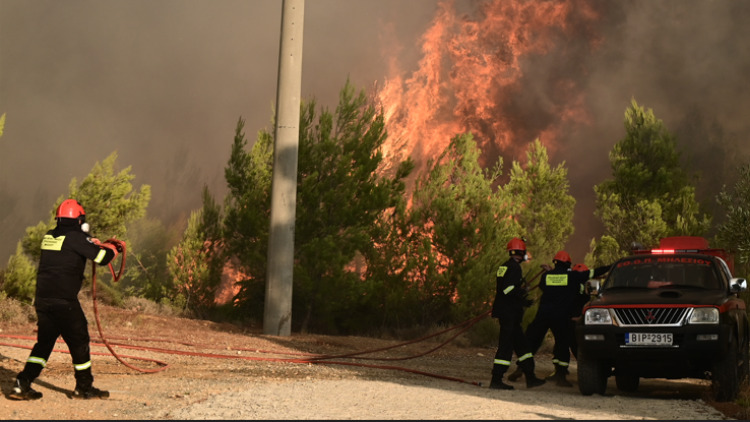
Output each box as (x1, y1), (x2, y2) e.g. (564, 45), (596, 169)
(0, 255), (549, 386)
(91, 238), (169, 373)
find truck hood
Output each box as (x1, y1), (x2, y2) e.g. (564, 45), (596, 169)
(591, 288), (729, 307)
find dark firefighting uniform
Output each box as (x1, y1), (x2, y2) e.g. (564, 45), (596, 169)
(525, 263), (610, 371)
(491, 257), (537, 378)
(16, 218), (117, 390)
(568, 266), (610, 358)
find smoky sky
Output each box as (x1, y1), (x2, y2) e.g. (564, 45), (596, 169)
(1, 0), (749, 263)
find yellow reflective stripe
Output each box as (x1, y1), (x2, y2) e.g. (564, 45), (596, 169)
(546, 274), (568, 286)
(41, 234), (65, 251)
(27, 356), (47, 367)
(74, 361), (92, 371)
(496, 266), (508, 277)
(518, 353), (533, 362)
(579, 284), (585, 294)
(94, 249), (107, 264)
(502, 285), (515, 295)
(588, 269), (595, 278)
(493, 359), (511, 366)
(557, 361), (569, 367)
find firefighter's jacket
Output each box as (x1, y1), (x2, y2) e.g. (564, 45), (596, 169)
(35, 220), (118, 302)
(538, 263), (611, 318)
(492, 257), (528, 318)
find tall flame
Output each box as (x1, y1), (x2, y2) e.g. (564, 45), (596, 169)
(378, 0), (602, 176)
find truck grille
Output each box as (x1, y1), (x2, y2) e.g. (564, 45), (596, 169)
(614, 307), (689, 326)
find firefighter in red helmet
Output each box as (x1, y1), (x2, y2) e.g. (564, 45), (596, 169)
(520, 251), (610, 387)
(489, 237), (546, 390)
(10, 199), (124, 400)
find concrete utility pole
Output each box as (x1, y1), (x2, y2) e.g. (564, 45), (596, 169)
(264, 0), (305, 336)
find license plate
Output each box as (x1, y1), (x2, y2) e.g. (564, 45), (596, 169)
(626, 332), (673, 346)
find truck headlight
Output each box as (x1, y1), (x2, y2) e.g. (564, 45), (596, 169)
(584, 308), (613, 325)
(688, 307), (719, 324)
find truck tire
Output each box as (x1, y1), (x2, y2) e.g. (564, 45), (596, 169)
(711, 336), (740, 402)
(615, 372), (639, 393)
(739, 335), (750, 385)
(578, 354), (608, 396)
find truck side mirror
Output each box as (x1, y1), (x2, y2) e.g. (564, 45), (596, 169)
(730, 277), (748, 294)
(586, 279), (601, 296)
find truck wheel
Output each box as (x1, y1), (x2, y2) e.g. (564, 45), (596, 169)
(739, 336), (750, 385)
(578, 355), (608, 396)
(615, 373), (639, 392)
(712, 337), (740, 402)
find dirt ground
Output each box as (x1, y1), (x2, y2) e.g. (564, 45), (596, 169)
(0, 303), (744, 420)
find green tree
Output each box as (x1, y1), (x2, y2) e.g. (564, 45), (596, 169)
(224, 81), (413, 334)
(222, 118), (273, 322)
(1, 243), (37, 303)
(503, 139), (575, 267)
(715, 163), (750, 276)
(403, 133), (518, 324)
(167, 186), (224, 317)
(591, 99), (711, 259)
(2, 152), (150, 300)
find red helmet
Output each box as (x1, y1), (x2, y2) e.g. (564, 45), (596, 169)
(572, 263), (589, 272)
(56, 199), (86, 219)
(553, 250), (571, 263)
(507, 237), (526, 252)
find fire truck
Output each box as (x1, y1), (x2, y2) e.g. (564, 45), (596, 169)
(575, 236), (749, 401)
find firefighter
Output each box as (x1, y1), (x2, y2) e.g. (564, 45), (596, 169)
(569, 263), (596, 359)
(9, 199), (124, 400)
(521, 252), (610, 387)
(489, 237), (546, 390)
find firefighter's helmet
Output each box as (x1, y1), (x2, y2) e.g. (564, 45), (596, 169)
(57, 199), (86, 219)
(572, 263), (589, 272)
(553, 250), (572, 263)
(507, 237), (526, 253)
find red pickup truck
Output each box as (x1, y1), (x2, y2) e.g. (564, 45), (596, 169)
(575, 236), (749, 401)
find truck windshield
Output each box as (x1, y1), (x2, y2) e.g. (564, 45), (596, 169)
(604, 256), (721, 290)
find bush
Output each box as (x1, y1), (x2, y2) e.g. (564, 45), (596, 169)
(0, 294), (36, 324)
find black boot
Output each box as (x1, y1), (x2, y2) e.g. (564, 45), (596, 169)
(551, 364), (572, 387)
(526, 374), (546, 388)
(72, 385), (110, 399)
(489, 373), (514, 390)
(519, 360), (546, 388)
(9, 378), (43, 401)
(507, 366), (524, 382)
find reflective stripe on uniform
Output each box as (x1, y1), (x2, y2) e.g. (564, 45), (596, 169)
(496, 266), (508, 277)
(557, 361), (569, 367)
(546, 274), (568, 286)
(74, 361), (92, 371)
(41, 235), (65, 251)
(27, 356), (47, 367)
(503, 285), (515, 295)
(94, 249), (107, 264)
(588, 269), (595, 279)
(517, 352), (533, 362)
(493, 359), (511, 366)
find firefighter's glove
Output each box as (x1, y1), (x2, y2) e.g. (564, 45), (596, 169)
(522, 296), (534, 308)
(105, 238), (125, 253)
(100, 242), (119, 259)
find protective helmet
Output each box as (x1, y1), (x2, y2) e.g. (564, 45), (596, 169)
(553, 250), (571, 263)
(506, 237), (526, 252)
(572, 263), (589, 272)
(56, 199), (86, 219)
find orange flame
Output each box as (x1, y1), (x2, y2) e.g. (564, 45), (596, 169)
(379, 0), (601, 176)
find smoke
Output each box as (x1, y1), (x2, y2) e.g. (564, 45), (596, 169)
(1, 0), (749, 263)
